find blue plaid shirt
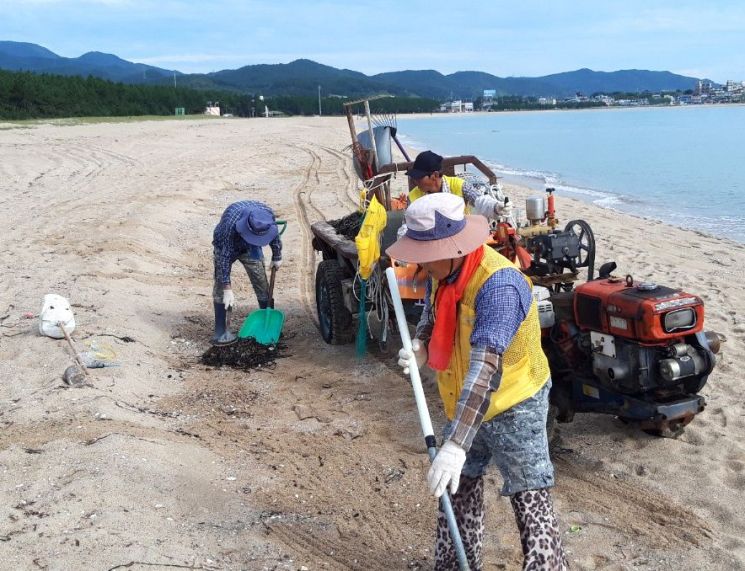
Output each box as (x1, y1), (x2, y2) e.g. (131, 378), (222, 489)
(416, 263), (533, 449)
(212, 201), (282, 285)
(416, 265), (531, 353)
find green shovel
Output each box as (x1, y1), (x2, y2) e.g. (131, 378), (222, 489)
(238, 265), (284, 345)
(237, 220), (287, 345)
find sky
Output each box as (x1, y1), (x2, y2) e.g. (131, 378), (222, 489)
(2, 0), (744, 82)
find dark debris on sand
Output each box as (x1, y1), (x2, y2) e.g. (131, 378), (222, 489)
(201, 338), (287, 371)
(329, 212), (363, 240)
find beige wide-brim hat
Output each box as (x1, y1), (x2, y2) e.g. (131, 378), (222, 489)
(386, 193), (490, 264)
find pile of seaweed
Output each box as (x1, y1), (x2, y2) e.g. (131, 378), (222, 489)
(329, 211), (363, 240)
(201, 338), (286, 371)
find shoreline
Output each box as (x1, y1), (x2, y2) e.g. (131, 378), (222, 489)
(399, 100), (745, 120)
(396, 106), (745, 245)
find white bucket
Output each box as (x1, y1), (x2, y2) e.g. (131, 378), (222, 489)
(39, 294), (76, 339)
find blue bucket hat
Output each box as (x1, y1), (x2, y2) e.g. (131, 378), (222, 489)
(235, 207), (279, 246)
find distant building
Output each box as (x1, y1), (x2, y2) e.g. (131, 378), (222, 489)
(696, 80), (715, 95)
(482, 89), (496, 110)
(204, 101), (220, 116)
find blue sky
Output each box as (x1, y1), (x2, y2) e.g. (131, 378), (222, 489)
(3, 0), (744, 82)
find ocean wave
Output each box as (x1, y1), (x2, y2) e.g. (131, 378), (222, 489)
(485, 160), (619, 203)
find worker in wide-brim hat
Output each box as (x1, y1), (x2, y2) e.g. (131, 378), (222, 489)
(406, 150), (511, 219)
(387, 193), (567, 570)
(211, 200), (282, 345)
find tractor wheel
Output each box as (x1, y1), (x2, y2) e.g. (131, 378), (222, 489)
(641, 418), (689, 439)
(315, 259), (354, 345)
(565, 219), (596, 281)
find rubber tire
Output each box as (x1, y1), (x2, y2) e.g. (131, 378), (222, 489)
(316, 259), (354, 345)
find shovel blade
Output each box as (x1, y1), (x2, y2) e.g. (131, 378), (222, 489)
(238, 308), (284, 345)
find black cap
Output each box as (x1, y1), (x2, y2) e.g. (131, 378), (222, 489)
(406, 150), (443, 180)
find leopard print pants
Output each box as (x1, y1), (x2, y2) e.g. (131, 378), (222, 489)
(435, 476), (568, 570)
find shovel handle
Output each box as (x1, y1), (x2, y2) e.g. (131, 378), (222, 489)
(58, 322), (90, 378)
(268, 265), (277, 309)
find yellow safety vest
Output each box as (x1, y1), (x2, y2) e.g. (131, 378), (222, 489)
(432, 246), (550, 421)
(408, 175), (466, 204)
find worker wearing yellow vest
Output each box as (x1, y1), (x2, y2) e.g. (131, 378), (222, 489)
(386, 193), (567, 571)
(406, 150), (512, 220)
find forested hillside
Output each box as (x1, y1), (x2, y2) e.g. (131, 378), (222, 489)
(0, 69), (439, 119)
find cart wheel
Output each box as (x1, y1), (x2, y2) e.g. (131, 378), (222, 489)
(315, 260), (354, 345)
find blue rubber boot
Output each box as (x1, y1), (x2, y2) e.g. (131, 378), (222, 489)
(211, 302), (237, 345)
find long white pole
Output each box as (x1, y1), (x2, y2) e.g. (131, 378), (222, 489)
(385, 268), (470, 571)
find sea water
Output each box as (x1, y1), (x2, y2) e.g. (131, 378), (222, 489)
(397, 105), (745, 243)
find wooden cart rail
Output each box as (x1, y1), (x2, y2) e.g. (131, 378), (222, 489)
(310, 221), (358, 261)
(378, 155), (498, 187)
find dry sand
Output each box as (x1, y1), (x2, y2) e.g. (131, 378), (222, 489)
(1, 115), (744, 571)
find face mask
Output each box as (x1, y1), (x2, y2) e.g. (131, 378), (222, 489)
(39, 294), (76, 339)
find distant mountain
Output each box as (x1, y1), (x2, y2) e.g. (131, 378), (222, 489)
(179, 59), (397, 98)
(536, 68), (699, 96)
(0, 41), (706, 99)
(0, 40), (179, 84)
(372, 69), (559, 99)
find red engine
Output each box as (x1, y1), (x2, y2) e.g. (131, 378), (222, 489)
(559, 275), (718, 399)
(574, 276), (704, 343)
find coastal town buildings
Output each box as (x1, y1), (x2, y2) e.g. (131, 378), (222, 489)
(437, 77), (744, 112)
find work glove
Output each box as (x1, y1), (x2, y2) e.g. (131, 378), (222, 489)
(473, 194), (499, 218)
(496, 200), (513, 217)
(271, 259), (283, 269)
(397, 338), (427, 376)
(222, 289), (235, 310)
(427, 440), (467, 498)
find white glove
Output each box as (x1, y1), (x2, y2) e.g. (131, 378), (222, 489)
(496, 200), (513, 217)
(427, 440), (467, 498)
(222, 289), (235, 310)
(397, 338), (427, 375)
(473, 194), (499, 218)
(271, 259), (282, 269)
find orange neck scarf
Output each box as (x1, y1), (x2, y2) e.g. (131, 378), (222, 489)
(427, 246), (484, 371)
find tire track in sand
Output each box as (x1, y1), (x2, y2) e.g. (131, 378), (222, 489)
(317, 144), (359, 210)
(292, 143), (367, 328)
(291, 144), (323, 328)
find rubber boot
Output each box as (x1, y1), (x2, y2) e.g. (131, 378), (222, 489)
(211, 302), (237, 345)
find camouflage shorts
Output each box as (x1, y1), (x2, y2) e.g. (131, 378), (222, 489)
(212, 249), (269, 306)
(446, 380), (555, 496)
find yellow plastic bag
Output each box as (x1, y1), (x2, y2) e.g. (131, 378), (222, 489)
(355, 195), (387, 280)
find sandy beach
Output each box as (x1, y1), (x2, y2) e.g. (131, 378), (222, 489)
(1, 115), (745, 571)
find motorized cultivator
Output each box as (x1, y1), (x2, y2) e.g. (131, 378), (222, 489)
(310, 98), (721, 437)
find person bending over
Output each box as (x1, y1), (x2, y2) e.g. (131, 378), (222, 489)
(211, 200), (282, 344)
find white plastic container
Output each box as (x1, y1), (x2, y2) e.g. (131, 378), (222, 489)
(39, 294), (76, 339)
(532, 286), (555, 328)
